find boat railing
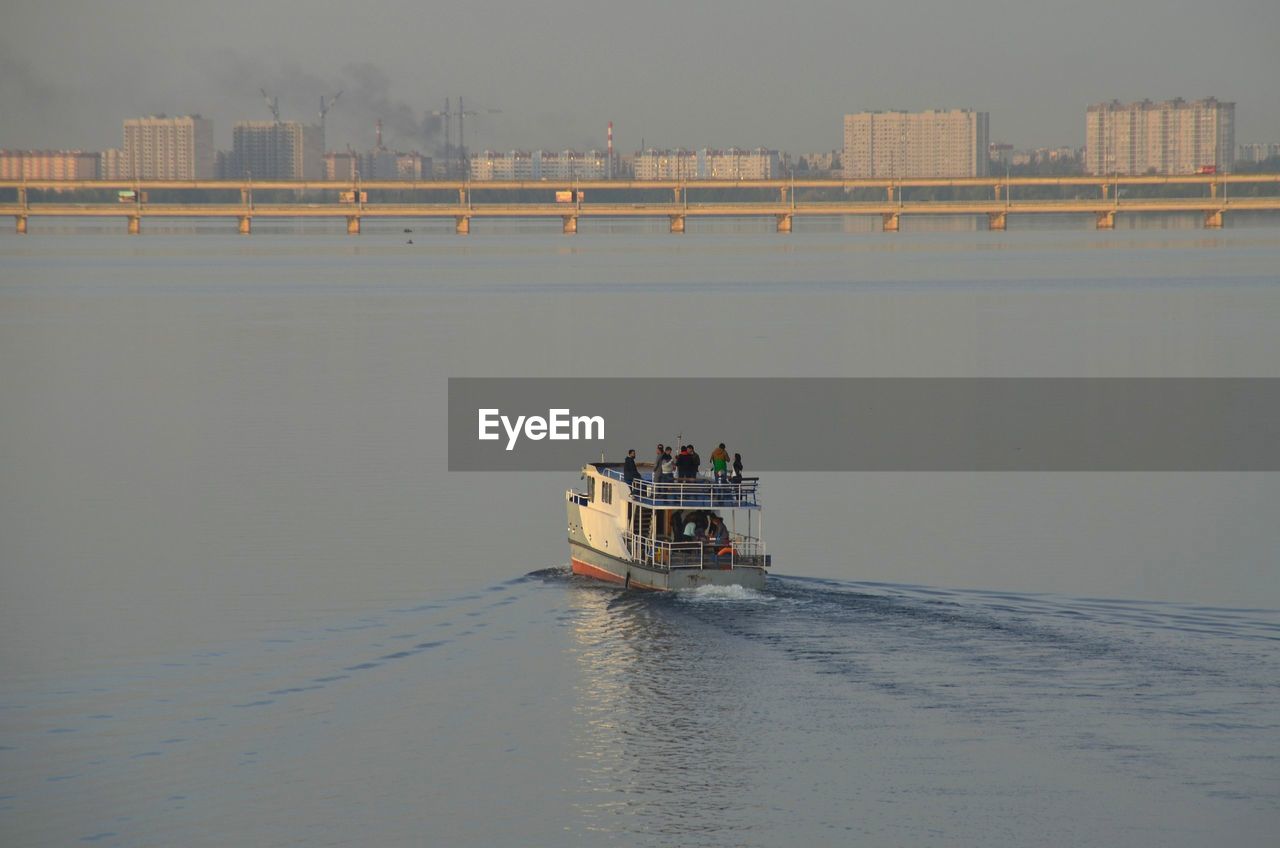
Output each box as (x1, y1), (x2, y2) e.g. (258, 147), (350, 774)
(622, 531), (768, 572)
(566, 490), (589, 507)
(600, 467), (760, 509)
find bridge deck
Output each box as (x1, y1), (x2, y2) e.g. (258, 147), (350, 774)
(4, 197), (1277, 219)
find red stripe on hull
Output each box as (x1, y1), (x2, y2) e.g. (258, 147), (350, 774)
(570, 558), (661, 591)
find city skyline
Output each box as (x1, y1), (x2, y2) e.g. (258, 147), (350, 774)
(2, 0), (1278, 156)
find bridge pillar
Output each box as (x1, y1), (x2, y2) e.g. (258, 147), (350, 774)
(237, 215), (251, 235)
(455, 216), (471, 235)
(886, 186), (894, 202)
(1204, 209), (1224, 229)
(882, 213), (900, 232)
(18, 186), (27, 206)
(669, 214), (685, 234)
(15, 215), (28, 234)
(562, 215), (578, 234)
(775, 213), (792, 233)
(346, 215), (361, 235)
(673, 187), (682, 204)
(987, 211), (1007, 231)
(1210, 182), (1218, 199)
(127, 215), (141, 235)
(1095, 211), (1115, 230)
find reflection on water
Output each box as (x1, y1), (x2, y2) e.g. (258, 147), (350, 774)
(568, 583), (765, 840)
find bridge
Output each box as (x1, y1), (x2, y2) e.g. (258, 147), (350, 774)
(3, 175), (1278, 235)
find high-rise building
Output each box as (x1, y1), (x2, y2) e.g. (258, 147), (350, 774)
(122, 115), (215, 179)
(229, 121), (324, 180)
(1085, 98), (1234, 175)
(0, 150), (100, 180)
(843, 110), (989, 178)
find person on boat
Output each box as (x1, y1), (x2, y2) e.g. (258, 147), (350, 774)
(658, 448), (675, 483)
(706, 515), (730, 566)
(682, 514), (698, 541)
(623, 449), (642, 489)
(710, 443), (730, 483)
(712, 515), (729, 543)
(731, 453), (744, 483)
(676, 446), (697, 481)
(654, 444), (666, 481)
(689, 444), (702, 477)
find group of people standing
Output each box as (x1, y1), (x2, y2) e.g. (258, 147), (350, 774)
(626, 443), (743, 486)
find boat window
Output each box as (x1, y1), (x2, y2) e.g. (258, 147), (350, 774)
(587, 477), (595, 502)
(602, 481), (612, 504)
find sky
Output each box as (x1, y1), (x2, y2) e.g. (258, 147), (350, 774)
(2, 0), (1278, 156)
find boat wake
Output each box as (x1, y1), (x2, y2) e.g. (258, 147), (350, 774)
(674, 583), (775, 604)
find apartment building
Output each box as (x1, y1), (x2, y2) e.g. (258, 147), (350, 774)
(469, 150), (608, 181)
(1085, 98), (1235, 175)
(229, 121), (324, 180)
(843, 110), (990, 178)
(1237, 142), (1280, 164)
(0, 150), (100, 180)
(630, 148), (780, 180)
(122, 115), (215, 179)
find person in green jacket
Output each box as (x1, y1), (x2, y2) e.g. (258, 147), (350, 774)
(710, 443), (730, 483)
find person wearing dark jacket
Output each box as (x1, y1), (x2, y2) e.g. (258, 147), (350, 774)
(675, 446), (697, 481)
(623, 449), (642, 489)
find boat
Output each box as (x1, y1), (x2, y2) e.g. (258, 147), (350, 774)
(566, 461), (771, 590)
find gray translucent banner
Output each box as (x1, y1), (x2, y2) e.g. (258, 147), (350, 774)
(448, 378), (1280, 471)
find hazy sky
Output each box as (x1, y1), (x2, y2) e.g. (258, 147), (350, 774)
(2, 0), (1278, 155)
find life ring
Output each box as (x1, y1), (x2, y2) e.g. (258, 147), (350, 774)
(717, 547), (734, 557)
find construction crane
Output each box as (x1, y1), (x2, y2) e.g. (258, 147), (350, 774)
(429, 98), (454, 176)
(260, 89), (280, 123)
(430, 97), (501, 177)
(319, 91), (342, 131)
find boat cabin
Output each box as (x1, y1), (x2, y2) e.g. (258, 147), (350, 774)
(568, 461), (769, 574)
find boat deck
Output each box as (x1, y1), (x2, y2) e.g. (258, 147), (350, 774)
(597, 465), (760, 509)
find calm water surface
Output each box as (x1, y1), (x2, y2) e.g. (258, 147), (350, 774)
(2, 219), (1278, 845)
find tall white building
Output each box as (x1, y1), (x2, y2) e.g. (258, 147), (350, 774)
(122, 115), (215, 179)
(843, 110), (990, 178)
(1085, 98), (1235, 175)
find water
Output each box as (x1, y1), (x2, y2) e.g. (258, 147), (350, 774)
(1, 572), (1276, 846)
(2, 218), (1279, 845)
